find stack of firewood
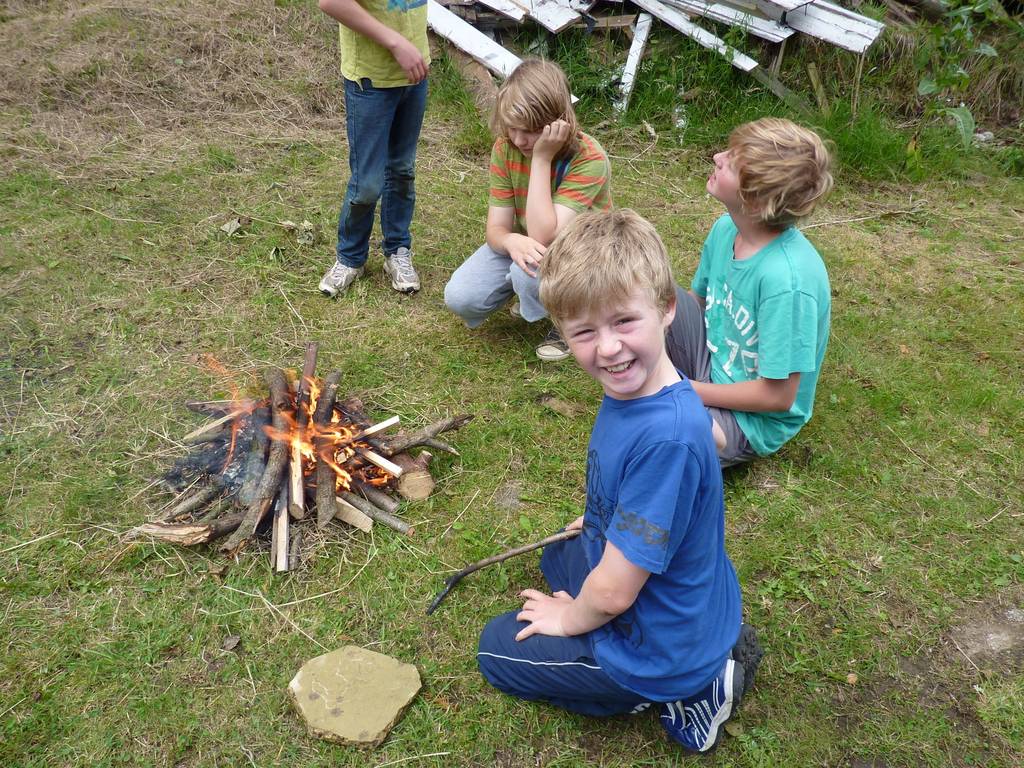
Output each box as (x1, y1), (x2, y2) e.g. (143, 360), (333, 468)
(131, 342), (472, 571)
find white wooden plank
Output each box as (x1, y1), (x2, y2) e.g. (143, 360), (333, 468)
(661, 0), (794, 43)
(427, 0), (522, 79)
(475, 0), (528, 22)
(751, 0), (813, 12)
(526, 0), (581, 33)
(782, 0), (884, 53)
(631, 0), (760, 72)
(615, 13), (653, 113)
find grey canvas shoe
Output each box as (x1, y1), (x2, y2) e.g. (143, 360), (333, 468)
(319, 261), (364, 298)
(383, 247), (421, 293)
(536, 326), (571, 362)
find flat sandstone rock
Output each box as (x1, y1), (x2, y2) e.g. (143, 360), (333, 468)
(288, 646), (421, 747)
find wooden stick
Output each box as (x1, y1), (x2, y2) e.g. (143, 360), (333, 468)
(357, 448), (404, 478)
(272, 480), (290, 572)
(288, 530), (303, 569)
(220, 370), (291, 554)
(334, 496), (373, 532)
(380, 414), (473, 456)
(289, 342), (319, 519)
(355, 482), (401, 514)
(182, 411), (239, 442)
(426, 528), (581, 615)
(314, 371), (343, 529)
(358, 415), (400, 438)
(340, 491), (413, 536)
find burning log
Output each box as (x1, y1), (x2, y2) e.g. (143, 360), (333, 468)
(314, 371), (343, 530)
(340, 491), (413, 537)
(289, 342), (319, 520)
(392, 451), (435, 501)
(220, 369), (291, 554)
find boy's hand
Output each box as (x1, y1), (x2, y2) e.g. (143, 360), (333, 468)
(531, 119), (572, 162)
(504, 233), (546, 278)
(515, 589), (573, 641)
(388, 36), (428, 83)
(567, 515), (584, 531)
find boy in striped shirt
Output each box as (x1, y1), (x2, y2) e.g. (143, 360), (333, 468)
(444, 58), (612, 361)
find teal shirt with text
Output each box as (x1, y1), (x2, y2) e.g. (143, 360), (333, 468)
(691, 214), (831, 455)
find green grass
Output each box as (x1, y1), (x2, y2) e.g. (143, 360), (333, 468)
(2, 2), (1024, 767)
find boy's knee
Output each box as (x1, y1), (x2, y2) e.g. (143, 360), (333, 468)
(477, 614), (520, 692)
(348, 179), (384, 206)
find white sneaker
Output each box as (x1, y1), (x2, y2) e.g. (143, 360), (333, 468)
(319, 261), (364, 298)
(383, 247), (421, 293)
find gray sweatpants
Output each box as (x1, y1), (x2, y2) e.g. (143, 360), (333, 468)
(666, 286), (758, 468)
(444, 243), (547, 328)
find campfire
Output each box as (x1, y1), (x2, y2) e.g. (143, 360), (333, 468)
(132, 343), (472, 570)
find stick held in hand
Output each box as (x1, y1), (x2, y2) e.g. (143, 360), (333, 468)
(426, 528), (581, 615)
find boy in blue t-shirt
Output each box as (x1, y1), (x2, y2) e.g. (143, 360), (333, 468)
(476, 209), (762, 754)
(668, 118), (834, 466)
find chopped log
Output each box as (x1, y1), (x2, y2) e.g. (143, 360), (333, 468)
(336, 397), (389, 453)
(392, 451), (435, 501)
(355, 482), (401, 515)
(289, 342), (319, 520)
(314, 371), (343, 529)
(340, 491), (413, 536)
(334, 495), (374, 533)
(220, 369), (292, 554)
(238, 406), (270, 507)
(272, 481), (290, 572)
(380, 414), (473, 456)
(288, 529), (303, 567)
(427, 528), (582, 614)
(161, 485), (219, 522)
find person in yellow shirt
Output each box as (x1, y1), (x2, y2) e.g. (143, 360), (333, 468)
(317, 0), (430, 298)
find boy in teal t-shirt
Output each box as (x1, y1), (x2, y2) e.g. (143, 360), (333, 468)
(667, 118), (834, 465)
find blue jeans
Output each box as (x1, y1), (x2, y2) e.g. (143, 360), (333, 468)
(336, 77), (428, 267)
(444, 243), (548, 328)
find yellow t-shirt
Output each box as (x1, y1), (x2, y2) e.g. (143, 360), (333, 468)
(339, 0), (430, 88)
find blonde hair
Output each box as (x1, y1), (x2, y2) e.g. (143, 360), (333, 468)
(728, 118), (834, 228)
(490, 59), (580, 160)
(540, 209), (675, 326)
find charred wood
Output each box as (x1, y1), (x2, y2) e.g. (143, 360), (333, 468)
(220, 369), (291, 554)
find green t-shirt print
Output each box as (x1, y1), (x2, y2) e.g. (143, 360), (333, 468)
(692, 214), (831, 455)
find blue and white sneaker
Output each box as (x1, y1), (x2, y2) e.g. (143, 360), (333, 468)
(660, 658), (745, 753)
